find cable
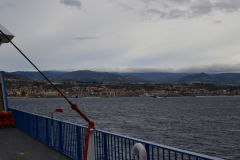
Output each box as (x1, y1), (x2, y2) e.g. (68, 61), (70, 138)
(0, 30), (70, 104)
(0, 30), (95, 160)
(0, 29), (93, 123)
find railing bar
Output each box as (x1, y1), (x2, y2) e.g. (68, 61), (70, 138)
(74, 126), (77, 158)
(72, 126), (74, 158)
(72, 126), (77, 158)
(114, 135), (116, 160)
(157, 147), (159, 160)
(69, 124), (73, 157)
(111, 135), (113, 160)
(181, 153), (183, 160)
(71, 124), (74, 157)
(118, 136), (120, 160)
(107, 134), (110, 160)
(124, 138), (127, 160)
(82, 128), (84, 159)
(168, 150), (170, 160)
(75, 127), (77, 158)
(64, 123), (67, 154)
(152, 146), (154, 160)
(98, 131), (101, 160)
(129, 139), (131, 160)
(121, 137), (124, 160)
(163, 149), (165, 160)
(94, 131), (96, 160)
(73, 125), (75, 158)
(101, 132), (103, 159)
(68, 124), (71, 155)
(62, 123), (65, 152)
(175, 151), (177, 160)
(133, 141), (136, 160)
(94, 131), (97, 160)
(72, 125), (75, 158)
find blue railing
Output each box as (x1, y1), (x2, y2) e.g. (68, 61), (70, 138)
(9, 108), (222, 160)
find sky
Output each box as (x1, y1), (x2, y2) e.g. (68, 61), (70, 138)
(0, 0), (240, 73)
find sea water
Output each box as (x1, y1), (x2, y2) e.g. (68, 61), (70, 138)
(9, 96), (240, 160)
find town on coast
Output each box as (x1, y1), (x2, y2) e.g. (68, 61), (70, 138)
(6, 78), (240, 98)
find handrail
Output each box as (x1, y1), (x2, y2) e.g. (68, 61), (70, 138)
(9, 107), (223, 160)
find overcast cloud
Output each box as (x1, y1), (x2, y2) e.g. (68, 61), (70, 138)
(117, 0), (240, 19)
(60, 0), (81, 8)
(0, 0), (240, 73)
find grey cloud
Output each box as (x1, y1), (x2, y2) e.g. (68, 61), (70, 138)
(0, 2), (16, 10)
(190, 0), (212, 17)
(146, 9), (166, 18)
(73, 36), (99, 41)
(213, 20), (222, 24)
(5, 2), (16, 7)
(60, 0), (81, 8)
(117, 3), (133, 11)
(178, 63), (240, 73)
(167, 9), (187, 19)
(116, 0), (240, 19)
(91, 63), (240, 73)
(214, 0), (240, 12)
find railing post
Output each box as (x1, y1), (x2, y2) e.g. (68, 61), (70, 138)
(59, 121), (63, 152)
(77, 126), (83, 160)
(145, 144), (150, 160)
(103, 133), (108, 160)
(46, 118), (49, 146)
(36, 116), (39, 139)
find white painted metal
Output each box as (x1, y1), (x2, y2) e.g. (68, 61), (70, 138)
(132, 143), (147, 160)
(87, 129), (95, 160)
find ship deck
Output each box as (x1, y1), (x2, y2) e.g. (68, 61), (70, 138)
(0, 128), (70, 160)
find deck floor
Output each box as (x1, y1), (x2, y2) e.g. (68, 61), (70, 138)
(0, 128), (71, 160)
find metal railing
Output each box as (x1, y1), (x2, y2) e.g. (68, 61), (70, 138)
(9, 108), (222, 160)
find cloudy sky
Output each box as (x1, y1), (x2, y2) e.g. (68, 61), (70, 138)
(0, 0), (240, 73)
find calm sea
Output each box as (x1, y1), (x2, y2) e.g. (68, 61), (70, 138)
(9, 96), (240, 160)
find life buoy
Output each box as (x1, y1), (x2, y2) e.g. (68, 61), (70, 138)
(132, 143), (147, 160)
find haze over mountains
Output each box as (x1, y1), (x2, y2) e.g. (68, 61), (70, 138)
(3, 70), (240, 85)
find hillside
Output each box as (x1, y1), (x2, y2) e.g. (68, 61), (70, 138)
(119, 72), (189, 83)
(8, 71), (240, 85)
(12, 70), (141, 83)
(177, 73), (240, 85)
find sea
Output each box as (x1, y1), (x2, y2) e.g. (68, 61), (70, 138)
(8, 96), (240, 160)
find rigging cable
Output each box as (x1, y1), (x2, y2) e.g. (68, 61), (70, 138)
(0, 29), (94, 160)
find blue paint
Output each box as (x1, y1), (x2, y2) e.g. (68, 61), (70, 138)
(1, 71), (8, 111)
(8, 108), (222, 160)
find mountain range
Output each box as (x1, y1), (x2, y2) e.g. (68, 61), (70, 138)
(3, 70), (240, 85)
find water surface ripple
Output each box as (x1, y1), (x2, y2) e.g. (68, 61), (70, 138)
(9, 96), (240, 160)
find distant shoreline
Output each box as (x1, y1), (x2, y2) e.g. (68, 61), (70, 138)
(8, 95), (240, 99)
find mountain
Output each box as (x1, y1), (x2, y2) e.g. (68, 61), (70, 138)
(1, 71), (28, 80)
(8, 71), (240, 84)
(59, 70), (141, 82)
(12, 71), (66, 80)
(119, 72), (189, 83)
(177, 73), (240, 85)
(177, 73), (215, 84)
(11, 70), (141, 83)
